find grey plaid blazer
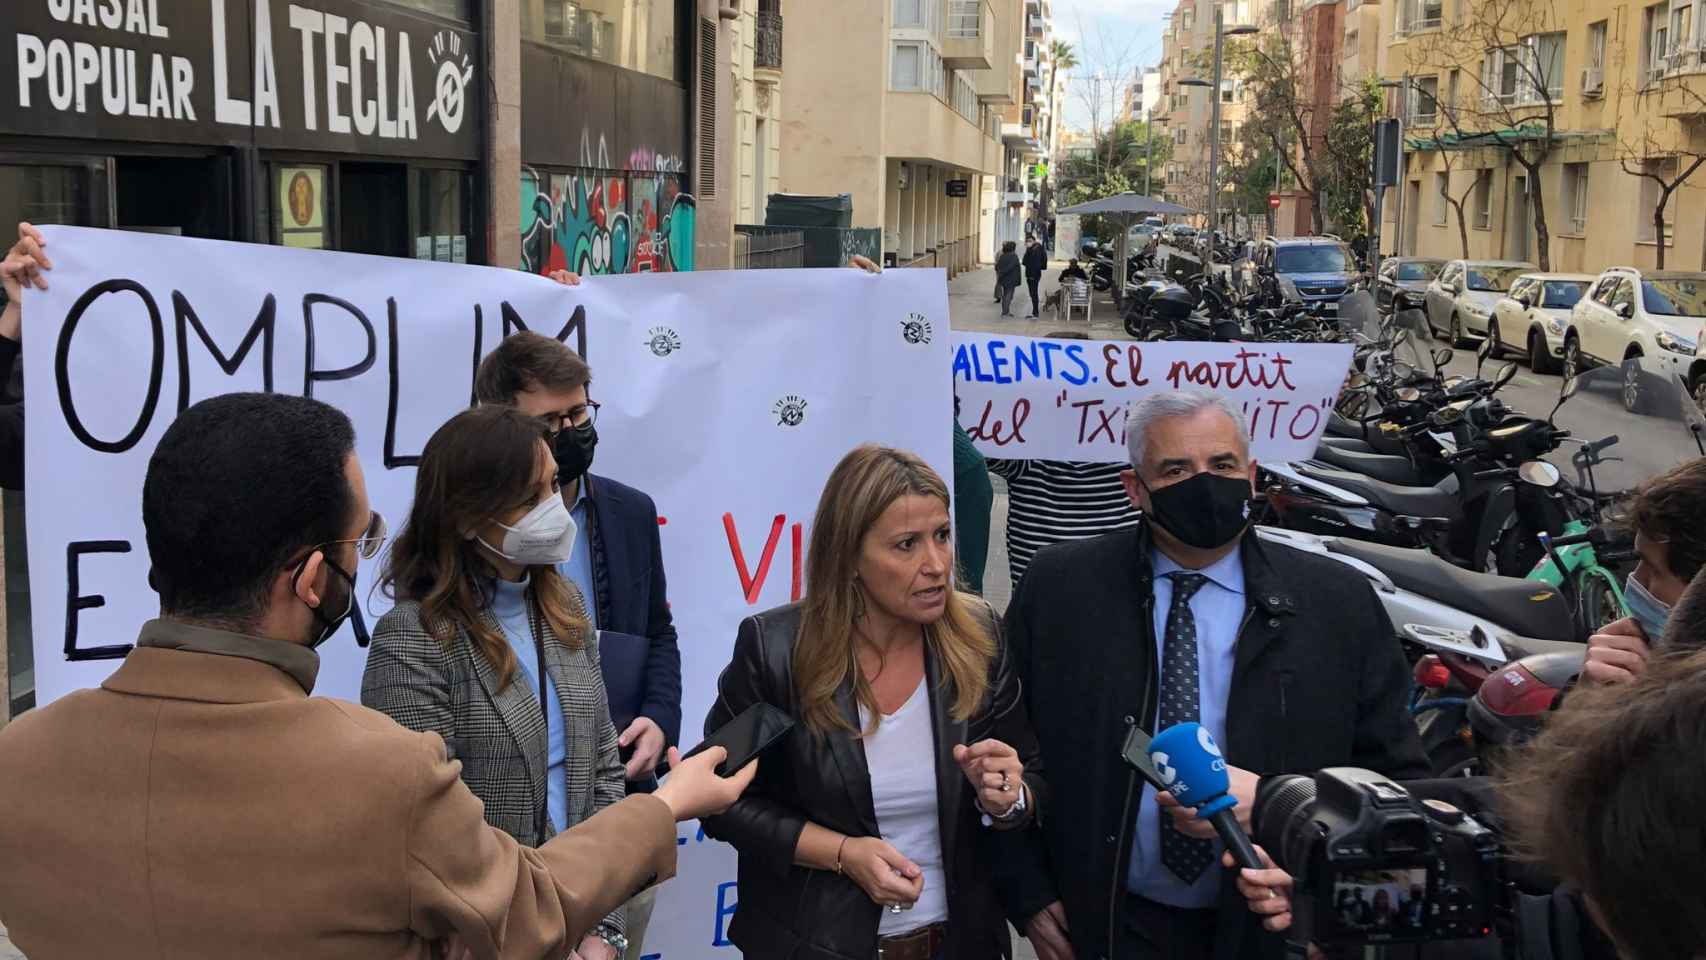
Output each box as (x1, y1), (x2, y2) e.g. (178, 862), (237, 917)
(362, 594), (628, 936)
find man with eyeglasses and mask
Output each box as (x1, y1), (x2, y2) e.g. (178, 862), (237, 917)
(991, 390), (1425, 960)
(0, 392), (755, 959)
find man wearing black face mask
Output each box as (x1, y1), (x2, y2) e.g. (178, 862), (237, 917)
(990, 390), (1426, 960)
(0, 392), (758, 958)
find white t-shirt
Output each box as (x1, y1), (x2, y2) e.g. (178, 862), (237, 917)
(859, 682), (950, 936)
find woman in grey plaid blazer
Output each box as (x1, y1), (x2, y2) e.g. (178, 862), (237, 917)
(362, 406), (630, 960)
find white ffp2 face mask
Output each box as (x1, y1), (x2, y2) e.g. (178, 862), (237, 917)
(478, 496), (578, 566)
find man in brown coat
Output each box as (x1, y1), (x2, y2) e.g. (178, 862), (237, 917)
(0, 391), (754, 960)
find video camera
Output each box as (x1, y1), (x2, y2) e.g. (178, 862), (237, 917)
(1253, 768), (1501, 948)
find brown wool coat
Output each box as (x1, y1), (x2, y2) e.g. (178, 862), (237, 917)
(0, 628), (675, 960)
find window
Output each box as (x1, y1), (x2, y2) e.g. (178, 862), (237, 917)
(895, 0), (924, 26)
(526, 0), (676, 81)
(1473, 171), (1492, 229)
(1220, 122), (1234, 143)
(1591, 276), (1616, 304)
(1609, 279), (1637, 313)
(1482, 49), (1521, 105)
(1563, 163), (1589, 234)
(1446, 69), (1460, 113)
(1221, 80), (1235, 103)
(1467, 265), (1528, 292)
(1542, 280), (1589, 309)
(1413, 0), (1443, 29)
(1584, 21), (1608, 94)
(1642, 277), (1706, 316)
(1175, 127), (1188, 145)
(891, 42), (922, 89)
(1646, 2), (1672, 81)
(1638, 158), (1678, 243)
(1434, 172), (1450, 224)
(1527, 33), (1565, 101)
(395, 0), (469, 18)
(1508, 277), (1534, 303)
(1411, 76), (1440, 123)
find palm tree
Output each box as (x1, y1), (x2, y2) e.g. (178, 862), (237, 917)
(1049, 40), (1078, 113)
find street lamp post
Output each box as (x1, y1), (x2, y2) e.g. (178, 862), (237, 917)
(1181, 13), (1257, 256)
(1143, 106), (1153, 196)
(1378, 75), (1410, 259)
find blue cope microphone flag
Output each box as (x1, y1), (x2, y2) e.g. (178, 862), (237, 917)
(1148, 722), (1236, 817)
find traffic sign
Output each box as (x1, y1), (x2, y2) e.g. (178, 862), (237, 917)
(1268, 193), (1281, 209)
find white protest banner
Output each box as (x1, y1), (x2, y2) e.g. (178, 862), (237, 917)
(952, 332), (1354, 463)
(24, 226), (950, 959)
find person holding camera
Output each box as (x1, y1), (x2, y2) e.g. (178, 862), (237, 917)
(992, 390), (1426, 960)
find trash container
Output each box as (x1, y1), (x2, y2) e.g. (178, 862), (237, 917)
(766, 193), (854, 229)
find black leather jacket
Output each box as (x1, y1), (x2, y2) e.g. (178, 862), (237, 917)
(700, 601), (1046, 960)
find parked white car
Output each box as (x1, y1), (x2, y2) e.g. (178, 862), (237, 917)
(1488, 273), (1595, 374)
(1424, 259), (1536, 346)
(1564, 267), (1706, 412)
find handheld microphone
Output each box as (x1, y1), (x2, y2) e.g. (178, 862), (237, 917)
(1148, 722), (1264, 871)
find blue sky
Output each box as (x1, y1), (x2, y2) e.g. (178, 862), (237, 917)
(1050, 0), (1173, 133)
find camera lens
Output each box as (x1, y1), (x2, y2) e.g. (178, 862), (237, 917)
(1253, 774), (1319, 876)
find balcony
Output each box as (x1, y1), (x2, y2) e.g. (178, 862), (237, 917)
(1001, 119), (1035, 145)
(944, 0), (995, 69)
(754, 10), (782, 79)
(1022, 45), (1039, 76)
(1026, 0), (1041, 12)
(1029, 14), (1046, 35)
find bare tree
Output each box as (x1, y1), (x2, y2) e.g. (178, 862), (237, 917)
(1406, 0), (1567, 268)
(1414, 115), (1488, 258)
(1231, 14), (1330, 234)
(1067, 13), (1140, 180)
(1613, 83), (1706, 270)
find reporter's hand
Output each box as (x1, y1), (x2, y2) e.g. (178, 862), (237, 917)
(1585, 617), (1651, 686)
(618, 716), (666, 779)
(1226, 846), (1296, 933)
(952, 739), (1024, 817)
(548, 269), (582, 286)
(437, 933), (473, 960)
(1158, 764), (1258, 837)
(652, 746), (757, 821)
(839, 836), (925, 907)
(1, 222), (50, 302)
(849, 255), (881, 273)
(1025, 900), (1075, 960)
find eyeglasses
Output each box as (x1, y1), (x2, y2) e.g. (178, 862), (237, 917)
(323, 511), (389, 561)
(543, 401), (600, 438)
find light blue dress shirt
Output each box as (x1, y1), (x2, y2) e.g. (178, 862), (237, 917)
(1127, 545), (1247, 908)
(559, 481), (598, 630)
(490, 575), (569, 834)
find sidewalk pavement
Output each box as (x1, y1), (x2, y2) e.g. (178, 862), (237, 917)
(947, 260), (1133, 340)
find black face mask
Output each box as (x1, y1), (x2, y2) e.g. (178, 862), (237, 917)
(1142, 470), (1253, 550)
(554, 422), (598, 485)
(302, 556), (357, 650)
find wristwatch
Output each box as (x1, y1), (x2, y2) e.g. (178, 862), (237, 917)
(594, 925), (629, 955)
(980, 782), (1029, 826)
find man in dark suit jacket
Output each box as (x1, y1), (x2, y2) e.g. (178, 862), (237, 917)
(992, 389), (1426, 960)
(476, 323), (682, 960)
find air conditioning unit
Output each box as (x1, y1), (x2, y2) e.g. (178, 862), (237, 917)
(1581, 67), (1604, 96)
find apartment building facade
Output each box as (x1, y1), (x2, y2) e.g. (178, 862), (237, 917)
(780, 0), (1012, 272)
(1384, 0), (1706, 271)
(1156, 0), (1263, 227)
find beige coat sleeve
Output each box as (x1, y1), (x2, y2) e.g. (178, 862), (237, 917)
(403, 733), (677, 958)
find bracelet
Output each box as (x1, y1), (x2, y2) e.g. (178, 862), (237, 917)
(594, 925), (629, 954)
(834, 835), (850, 874)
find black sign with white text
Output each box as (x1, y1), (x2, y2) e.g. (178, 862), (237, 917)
(1, 0), (479, 160)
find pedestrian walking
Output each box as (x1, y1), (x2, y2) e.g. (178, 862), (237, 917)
(995, 242), (1022, 317)
(1022, 236), (1047, 320)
